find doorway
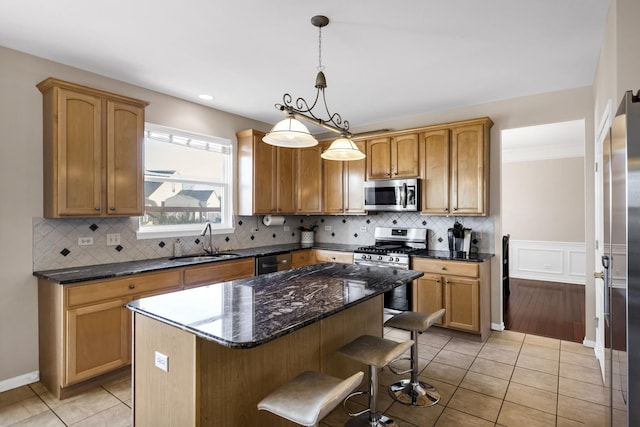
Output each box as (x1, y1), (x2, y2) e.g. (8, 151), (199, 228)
(501, 120), (587, 342)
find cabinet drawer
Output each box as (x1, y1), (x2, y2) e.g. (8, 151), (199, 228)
(291, 249), (314, 268)
(183, 258), (254, 288)
(411, 258), (479, 278)
(66, 270), (181, 307)
(314, 250), (353, 264)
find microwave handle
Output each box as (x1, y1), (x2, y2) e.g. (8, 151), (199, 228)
(402, 182), (407, 208)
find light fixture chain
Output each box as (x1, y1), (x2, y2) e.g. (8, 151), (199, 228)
(317, 25), (323, 71)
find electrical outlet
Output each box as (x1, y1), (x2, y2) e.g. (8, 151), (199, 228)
(78, 237), (94, 246)
(106, 233), (121, 246)
(154, 351), (168, 372)
(283, 226), (290, 231)
(360, 226), (368, 232)
(324, 225), (332, 231)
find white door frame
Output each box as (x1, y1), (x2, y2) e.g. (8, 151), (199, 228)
(594, 99), (612, 377)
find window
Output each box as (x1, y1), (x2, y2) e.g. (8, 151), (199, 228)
(137, 123), (234, 238)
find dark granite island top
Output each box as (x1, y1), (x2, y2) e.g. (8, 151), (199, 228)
(126, 262), (423, 349)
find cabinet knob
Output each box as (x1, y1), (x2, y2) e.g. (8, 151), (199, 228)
(110, 207), (116, 211)
(441, 267), (446, 271)
(129, 284), (135, 290)
(453, 207), (458, 211)
(95, 206), (100, 211)
(443, 207), (448, 212)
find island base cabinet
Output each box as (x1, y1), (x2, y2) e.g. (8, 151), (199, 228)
(132, 296), (383, 426)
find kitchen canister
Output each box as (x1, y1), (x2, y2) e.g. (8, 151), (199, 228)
(300, 231), (314, 246)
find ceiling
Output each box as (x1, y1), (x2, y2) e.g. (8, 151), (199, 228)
(0, 1), (609, 132)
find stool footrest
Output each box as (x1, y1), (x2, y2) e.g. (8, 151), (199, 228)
(389, 378), (440, 407)
(343, 391), (370, 417)
(387, 357), (412, 376)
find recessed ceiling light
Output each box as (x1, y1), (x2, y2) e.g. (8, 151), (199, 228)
(198, 94), (214, 101)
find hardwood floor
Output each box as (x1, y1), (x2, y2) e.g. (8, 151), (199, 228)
(503, 278), (585, 343)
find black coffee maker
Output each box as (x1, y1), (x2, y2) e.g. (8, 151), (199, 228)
(448, 221), (472, 257)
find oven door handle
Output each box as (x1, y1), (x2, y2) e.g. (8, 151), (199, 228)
(354, 261), (409, 270)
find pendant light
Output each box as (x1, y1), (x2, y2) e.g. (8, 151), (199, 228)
(263, 15), (365, 161)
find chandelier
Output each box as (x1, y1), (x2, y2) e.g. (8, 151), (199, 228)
(263, 15), (365, 161)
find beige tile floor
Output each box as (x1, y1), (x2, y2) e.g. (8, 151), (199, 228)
(0, 329), (622, 426)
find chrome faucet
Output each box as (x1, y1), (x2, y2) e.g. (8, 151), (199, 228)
(200, 221), (214, 254)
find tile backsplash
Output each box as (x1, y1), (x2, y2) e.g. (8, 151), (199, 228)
(33, 213), (494, 271)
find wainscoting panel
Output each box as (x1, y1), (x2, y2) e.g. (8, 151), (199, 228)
(510, 240), (585, 285)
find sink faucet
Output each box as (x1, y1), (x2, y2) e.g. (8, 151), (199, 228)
(200, 221), (214, 255)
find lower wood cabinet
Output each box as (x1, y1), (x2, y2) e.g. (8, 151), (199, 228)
(412, 258), (490, 341)
(313, 249), (353, 264)
(291, 249), (315, 268)
(38, 257), (256, 399)
(183, 257), (254, 289)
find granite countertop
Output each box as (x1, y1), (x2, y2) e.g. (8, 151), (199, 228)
(411, 250), (494, 262)
(33, 243), (362, 284)
(126, 262), (423, 348)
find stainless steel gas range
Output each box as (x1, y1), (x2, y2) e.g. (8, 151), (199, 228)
(353, 227), (428, 312)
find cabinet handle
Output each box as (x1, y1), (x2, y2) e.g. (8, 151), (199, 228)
(110, 207), (116, 211)
(129, 284), (135, 290)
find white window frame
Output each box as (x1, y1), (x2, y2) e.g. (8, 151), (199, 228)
(136, 123), (235, 240)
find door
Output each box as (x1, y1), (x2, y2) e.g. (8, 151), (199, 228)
(391, 133), (419, 178)
(451, 124), (485, 215)
(445, 276), (479, 332)
(66, 298), (130, 384)
(594, 101), (612, 375)
(366, 137), (392, 179)
(295, 145), (323, 213)
(413, 274), (444, 325)
(276, 147), (295, 213)
(106, 100), (145, 215)
(421, 129), (450, 214)
(57, 88), (102, 215)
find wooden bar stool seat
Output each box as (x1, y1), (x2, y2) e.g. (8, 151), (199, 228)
(257, 370), (364, 427)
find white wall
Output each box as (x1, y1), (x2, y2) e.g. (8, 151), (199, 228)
(0, 45), (269, 389)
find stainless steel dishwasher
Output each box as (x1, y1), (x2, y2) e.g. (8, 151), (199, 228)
(255, 252), (292, 275)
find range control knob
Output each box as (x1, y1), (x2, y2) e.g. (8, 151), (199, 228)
(377, 255), (383, 261)
(361, 254), (367, 260)
(367, 255), (372, 260)
(395, 257), (400, 262)
(388, 256), (394, 262)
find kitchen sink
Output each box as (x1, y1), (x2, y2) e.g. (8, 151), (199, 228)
(169, 253), (240, 263)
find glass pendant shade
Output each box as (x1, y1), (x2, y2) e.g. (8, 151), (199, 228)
(262, 117), (319, 148)
(321, 137), (366, 161)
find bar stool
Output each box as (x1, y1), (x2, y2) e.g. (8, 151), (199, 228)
(257, 370), (364, 427)
(384, 309), (446, 407)
(338, 334), (414, 427)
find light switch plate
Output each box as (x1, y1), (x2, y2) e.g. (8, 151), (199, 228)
(78, 237), (94, 246)
(106, 233), (121, 246)
(154, 351), (168, 372)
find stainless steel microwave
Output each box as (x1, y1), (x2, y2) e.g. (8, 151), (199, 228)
(363, 178), (419, 212)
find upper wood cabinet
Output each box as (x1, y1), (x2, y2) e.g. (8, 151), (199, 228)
(366, 133), (419, 180)
(420, 118), (492, 216)
(322, 140), (366, 214)
(237, 129), (295, 215)
(295, 145), (323, 213)
(37, 78), (148, 218)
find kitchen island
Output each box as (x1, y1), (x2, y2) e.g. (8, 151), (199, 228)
(127, 262), (423, 426)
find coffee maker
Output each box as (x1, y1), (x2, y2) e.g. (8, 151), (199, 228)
(448, 221), (472, 256)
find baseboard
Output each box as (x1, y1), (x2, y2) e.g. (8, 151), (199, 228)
(0, 371), (39, 393)
(582, 338), (595, 348)
(491, 322), (505, 331)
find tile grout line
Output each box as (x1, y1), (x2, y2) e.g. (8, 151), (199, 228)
(27, 383), (70, 427)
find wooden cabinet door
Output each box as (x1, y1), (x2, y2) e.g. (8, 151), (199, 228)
(413, 274), (445, 325)
(345, 141), (366, 213)
(106, 100), (144, 215)
(296, 145), (323, 213)
(421, 129), (450, 214)
(66, 298), (129, 385)
(56, 88), (102, 216)
(322, 145), (345, 213)
(391, 133), (419, 178)
(291, 249), (315, 268)
(276, 147), (295, 214)
(252, 135), (276, 214)
(445, 276), (479, 332)
(366, 137), (392, 180)
(450, 124), (485, 215)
